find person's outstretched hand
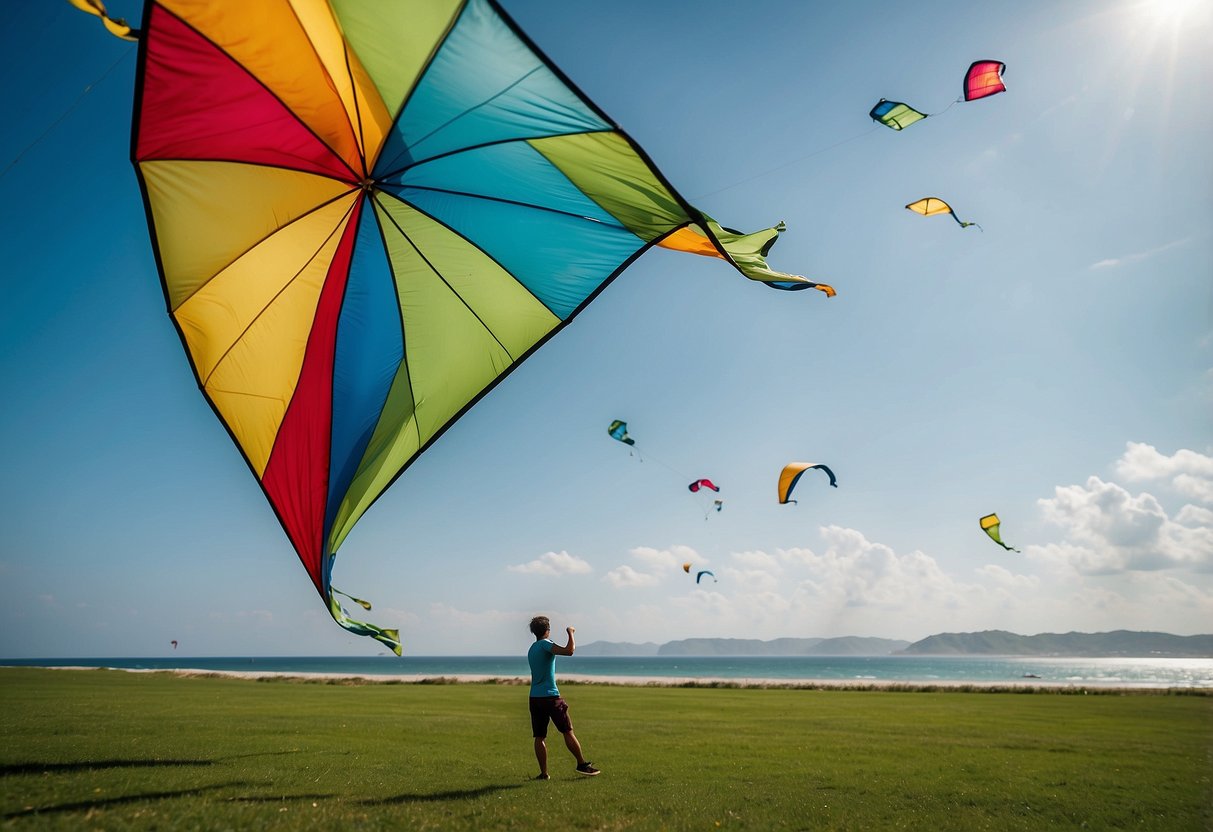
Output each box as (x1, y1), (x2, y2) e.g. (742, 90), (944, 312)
(567, 626), (576, 636)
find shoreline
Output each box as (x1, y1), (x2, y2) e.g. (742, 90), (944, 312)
(21, 665), (1211, 693)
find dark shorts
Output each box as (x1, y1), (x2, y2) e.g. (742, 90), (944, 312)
(530, 696), (572, 738)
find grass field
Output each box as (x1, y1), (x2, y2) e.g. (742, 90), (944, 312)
(0, 668), (1210, 830)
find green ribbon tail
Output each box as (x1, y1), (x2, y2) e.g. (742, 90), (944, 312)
(328, 590), (402, 655)
(333, 588), (373, 610)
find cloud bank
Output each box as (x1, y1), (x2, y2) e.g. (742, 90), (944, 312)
(507, 550), (593, 576)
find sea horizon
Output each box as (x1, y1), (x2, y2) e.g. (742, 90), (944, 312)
(4, 654), (1211, 689)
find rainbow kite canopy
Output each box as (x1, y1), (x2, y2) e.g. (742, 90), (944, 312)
(131, 0), (829, 652)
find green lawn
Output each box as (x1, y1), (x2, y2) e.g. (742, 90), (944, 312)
(0, 668), (1209, 830)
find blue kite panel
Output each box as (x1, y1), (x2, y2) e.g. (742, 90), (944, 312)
(390, 184), (643, 320)
(375, 0), (609, 177)
(325, 205), (405, 545)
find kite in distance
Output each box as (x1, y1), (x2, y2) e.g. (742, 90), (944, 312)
(608, 420), (635, 446)
(696, 570), (717, 584)
(964, 60), (1007, 101)
(68, 0), (140, 40)
(905, 198), (982, 230)
(778, 462), (838, 505)
(871, 60), (1005, 131)
(869, 99), (928, 131)
(682, 562), (692, 573)
(688, 479), (720, 493)
(979, 513), (1020, 552)
(170, 640), (178, 649)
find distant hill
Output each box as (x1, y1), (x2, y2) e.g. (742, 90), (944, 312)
(578, 631), (1213, 658)
(577, 637), (909, 657)
(574, 641), (660, 657)
(901, 630), (1213, 657)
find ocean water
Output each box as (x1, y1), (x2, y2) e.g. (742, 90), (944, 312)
(3, 655), (1211, 688)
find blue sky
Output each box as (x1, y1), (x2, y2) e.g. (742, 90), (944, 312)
(1, 0), (1210, 657)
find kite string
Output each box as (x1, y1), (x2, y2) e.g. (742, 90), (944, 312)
(929, 97), (962, 118)
(628, 446), (724, 519)
(0, 47), (133, 183)
(688, 126), (879, 201)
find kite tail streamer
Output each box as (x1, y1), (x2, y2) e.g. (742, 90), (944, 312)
(66, 0), (141, 40)
(657, 218), (836, 297)
(328, 590), (402, 655)
(952, 212), (983, 231)
(333, 587), (373, 611)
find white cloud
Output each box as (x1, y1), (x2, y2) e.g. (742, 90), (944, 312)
(601, 545), (701, 589)
(1176, 505), (1213, 526)
(506, 550), (592, 576)
(1174, 474), (1213, 504)
(629, 545), (697, 573)
(602, 565), (660, 589)
(977, 564), (1040, 590)
(1089, 236), (1193, 271)
(1114, 442), (1213, 483)
(619, 527), (1038, 640)
(785, 526), (981, 611)
(731, 550), (782, 572)
(1035, 476), (1213, 574)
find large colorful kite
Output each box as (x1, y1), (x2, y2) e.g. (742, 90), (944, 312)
(129, 0), (833, 652)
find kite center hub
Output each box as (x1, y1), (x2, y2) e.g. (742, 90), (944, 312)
(359, 178), (375, 192)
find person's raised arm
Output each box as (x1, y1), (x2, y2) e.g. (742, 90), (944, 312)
(551, 625), (576, 656)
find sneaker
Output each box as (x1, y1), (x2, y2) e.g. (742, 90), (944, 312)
(534, 773), (550, 781)
(575, 762), (600, 776)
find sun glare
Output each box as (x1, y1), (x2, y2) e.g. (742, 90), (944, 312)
(1138, 0), (1205, 23)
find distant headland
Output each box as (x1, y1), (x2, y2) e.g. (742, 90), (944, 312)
(578, 630), (1213, 658)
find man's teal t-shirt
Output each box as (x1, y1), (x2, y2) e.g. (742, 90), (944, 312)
(528, 639), (559, 697)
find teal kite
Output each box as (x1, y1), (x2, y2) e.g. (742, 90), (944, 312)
(608, 420), (635, 446)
